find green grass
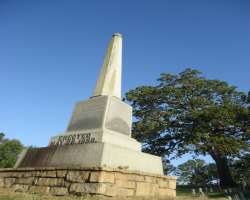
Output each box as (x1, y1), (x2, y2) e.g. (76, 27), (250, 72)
(176, 186), (193, 196)
(0, 188), (228, 200)
(0, 189), (92, 200)
(176, 186), (226, 199)
(0, 196), (13, 200)
(207, 193), (225, 199)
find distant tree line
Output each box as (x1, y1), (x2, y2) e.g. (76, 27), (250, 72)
(175, 159), (218, 186)
(173, 157), (250, 188)
(126, 68), (250, 188)
(0, 133), (23, 168)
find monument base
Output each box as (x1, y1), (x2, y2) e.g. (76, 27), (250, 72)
(0, 167), (176, 199)
(15, 143), (163, 175)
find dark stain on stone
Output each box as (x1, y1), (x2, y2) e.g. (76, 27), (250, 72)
(18, 147), (58, 167)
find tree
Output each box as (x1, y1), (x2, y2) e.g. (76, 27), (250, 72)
(204, 163), (219, 185)
(162, 159), (176, 175)
(176, 159), (218, 186)
(126, 68), (250, 187)
(231, 154), (250, 187)
(176, 159), (207, 185)
(0, 133), (24, 168)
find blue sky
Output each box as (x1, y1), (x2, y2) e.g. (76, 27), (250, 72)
(0, 0), (249, 166)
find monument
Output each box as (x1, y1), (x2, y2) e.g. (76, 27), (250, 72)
(0, 34), (176, 198)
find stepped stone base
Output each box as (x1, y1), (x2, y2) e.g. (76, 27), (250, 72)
(0, 167), (176, 199)
(16, 143), (163, 175)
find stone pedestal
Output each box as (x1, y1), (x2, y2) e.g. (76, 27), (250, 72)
(16, 96), (164, 175)
(0, 167), (176, 199)
(49, 96), (141, 151)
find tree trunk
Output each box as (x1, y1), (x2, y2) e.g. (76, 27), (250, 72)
(209, 151), (237, 188)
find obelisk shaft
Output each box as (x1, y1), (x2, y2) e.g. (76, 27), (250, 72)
(93, 33), (122, 99)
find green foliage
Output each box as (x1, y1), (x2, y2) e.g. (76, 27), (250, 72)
(204, 163), (219, 184)
(126, 68), (250, 187)
(0, 133), (24, 168)
(126, 68), (249, 157)
(230, 154), (250, 186)
(176, 159), (218, 186)
(162, 159), (176, 175)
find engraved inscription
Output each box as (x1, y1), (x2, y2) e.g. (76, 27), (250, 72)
(49, 133), (96, 146)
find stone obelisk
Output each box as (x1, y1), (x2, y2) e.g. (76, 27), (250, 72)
(15, 33), (164, 175)
(93, 33), (122, 99)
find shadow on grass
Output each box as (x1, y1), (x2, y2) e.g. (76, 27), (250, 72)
(207, 193), (225, 199)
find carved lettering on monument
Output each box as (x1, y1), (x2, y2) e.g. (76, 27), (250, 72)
(49, 133), (96, 146)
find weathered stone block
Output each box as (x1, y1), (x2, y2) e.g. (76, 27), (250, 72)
(50, 187), (68, 196)
(15, 171), (36, 178)
(65, 181), (71, 188)
(145, 176), (156, 183)
(16, 177), (35, 185)
(169, 180), (176, 189)
(104, 185), (134, 197)
(90, 171), (114, 183)
(38, 170), (57, 177)
(117, 188), (134, 197)
(115, 172), (144, 182)
(4, 178), (16, 187)
(157, 188), (176, 197)
(24, 171), (37, 178)
(115, 179), (136, 189)
(69, 183), (84, 194)
(9, 172), (22, 178)
(56, 170), (67, 178)
(0, 178), (4, 187)
(29, 186), (50, 194)
(158, 180), (169, 188)
(37, 178), (64, 186)
(13, 184), (30, 192)
(130, 174), (144, 181)
(66, 171), (89, 183)
(69, 183), (106, 195)
(103, 185), (117, 197)
(0, 172), (11, 178)
(136, 182), (157, 196)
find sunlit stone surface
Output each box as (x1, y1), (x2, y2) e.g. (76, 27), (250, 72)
(93, 33), (122, 99)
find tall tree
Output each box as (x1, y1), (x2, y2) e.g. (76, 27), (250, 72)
(176, 159), (218, 186)
(0, 133), (24, 168)
(126, 69), (250, 187)
(176, 159), (207, 185)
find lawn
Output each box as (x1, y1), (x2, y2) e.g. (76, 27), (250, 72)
(0, 188), (228, 200)
(0, 188), (92, 200)
(176, 186), (226, 199)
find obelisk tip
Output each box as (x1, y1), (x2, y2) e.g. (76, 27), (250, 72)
(112, 33), (122, 37)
